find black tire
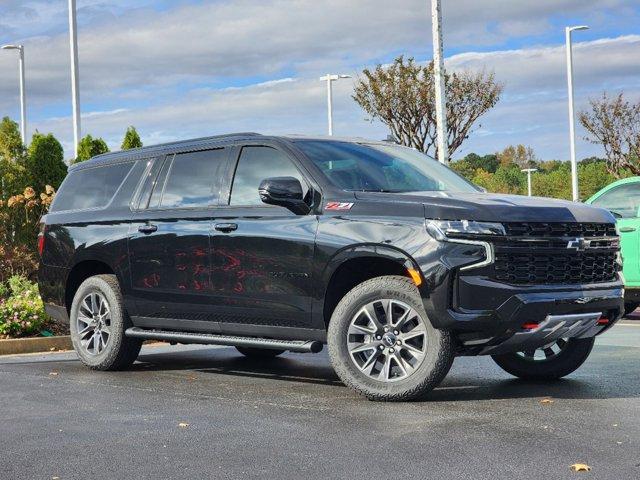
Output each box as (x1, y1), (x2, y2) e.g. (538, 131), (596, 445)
(491, 337), (595, 380)
(235, 346), (285, 358)
(327, 275), (454, 402)
(69, 274), (142, 370)
(624, 302), (639, 316)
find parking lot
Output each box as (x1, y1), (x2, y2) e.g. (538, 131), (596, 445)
(1, 321), (638, 480)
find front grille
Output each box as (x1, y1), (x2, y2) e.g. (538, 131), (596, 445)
(503, 222), (617, 238)
(493, 250), (618, 284)
(488, 222), (619, 285)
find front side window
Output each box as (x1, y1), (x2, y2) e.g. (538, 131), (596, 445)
(151, 148), (226, 209)
(229, 146), (305, 206)
(51, 162), (133, 212)
(591, 183), (640, 218)
(295, 140), (479, 193)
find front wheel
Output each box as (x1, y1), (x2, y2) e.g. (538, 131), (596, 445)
(491, 337), (595, 380)
(327, 276), (454, 402)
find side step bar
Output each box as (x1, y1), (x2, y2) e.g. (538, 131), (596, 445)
(125, 327), (323, 353)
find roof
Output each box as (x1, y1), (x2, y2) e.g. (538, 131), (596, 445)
(69, 132), (390, 170)
(70, 132), (263, 170)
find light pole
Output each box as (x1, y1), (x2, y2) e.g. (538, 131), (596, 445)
(521, 168), (538, 197)
(319, 74), (351, 136)
(1, 44), (26, 143)
(565, 25), (588, 202)
(68, 0), (81, 159)
(431, 0), (448, 164)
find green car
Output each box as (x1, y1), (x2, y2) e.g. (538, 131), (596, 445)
(586, 176), (640, 314)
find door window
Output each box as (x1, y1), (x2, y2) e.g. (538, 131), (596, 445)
(229, 146), (305, 206)
(591, 183), (640, 218)
(147, 148), (227, 209)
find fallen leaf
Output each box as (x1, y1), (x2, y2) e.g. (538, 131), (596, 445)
(540, 398), (554, 404)
(49, 372), (59, 376)
(178, 422), (189, 428)
(570, 463), (591, 472)
(49, 347), (56, 352)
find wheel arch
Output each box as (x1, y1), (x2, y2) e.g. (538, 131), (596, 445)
(64, 259), (118, 315)
(321, 245), (422, 329)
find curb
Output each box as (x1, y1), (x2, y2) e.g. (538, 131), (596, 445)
(0, 336), (72, 356)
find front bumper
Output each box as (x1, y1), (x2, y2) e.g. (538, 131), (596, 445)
(420, 253), (624, 355)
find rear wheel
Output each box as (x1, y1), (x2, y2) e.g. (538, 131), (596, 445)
(328, 276), (454, 402)
(235, 346), (285, 358)
(69, 274), (142, 370)
(491, 337), (595, 380)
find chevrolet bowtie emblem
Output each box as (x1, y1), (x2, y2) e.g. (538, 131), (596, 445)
(567, 237), (591, 251)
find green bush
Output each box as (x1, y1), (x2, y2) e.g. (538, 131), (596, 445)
(0, 275), (48, 338)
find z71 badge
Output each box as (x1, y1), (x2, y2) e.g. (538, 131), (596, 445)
(325, 202), (354, 211)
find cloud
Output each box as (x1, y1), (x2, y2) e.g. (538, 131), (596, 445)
(30, 34), (640, 162)
(0, 0), (638, 160)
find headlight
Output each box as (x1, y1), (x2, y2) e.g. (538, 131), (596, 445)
(426, 220), (505, 241)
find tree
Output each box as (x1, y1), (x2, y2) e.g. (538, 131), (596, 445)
(353, 56), (503, 159)
(579, 92), (640, 176)
(497, 144), (537, 168)
(25, 132), (68, 193)
(121, 126), (142, 150)
(0, 117), (27, 200)
(74, 134), (110, 163)
(0, 116), (24, 162)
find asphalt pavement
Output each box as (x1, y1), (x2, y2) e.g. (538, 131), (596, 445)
(1, 321), (639, 480)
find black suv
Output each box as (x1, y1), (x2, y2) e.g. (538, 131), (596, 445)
(38, 133), (623, 401)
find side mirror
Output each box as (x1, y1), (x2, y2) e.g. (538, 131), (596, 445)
(258, 176), (309, 214)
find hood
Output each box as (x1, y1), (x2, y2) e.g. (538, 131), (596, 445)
(353, 191), (616, 224)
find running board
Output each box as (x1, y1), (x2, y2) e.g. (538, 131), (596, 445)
(125, 327), (323, 353)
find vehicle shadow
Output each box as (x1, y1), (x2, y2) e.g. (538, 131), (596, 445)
(132, 343), (640, 402)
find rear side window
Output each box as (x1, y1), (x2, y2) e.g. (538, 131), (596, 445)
(149, 148), (227, 209)
(51, 162), (133, 212)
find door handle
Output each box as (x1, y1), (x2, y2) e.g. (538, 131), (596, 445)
(138, 224), (158, 234)
(214, 223), (238, 233)
(619, 226), (636, 233)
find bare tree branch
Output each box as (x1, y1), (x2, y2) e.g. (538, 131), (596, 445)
(352, 56), (503, 159)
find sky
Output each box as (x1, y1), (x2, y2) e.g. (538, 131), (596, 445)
(0, 0), (638, 162)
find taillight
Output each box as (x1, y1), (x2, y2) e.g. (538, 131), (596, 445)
(38, 224), (46, 256)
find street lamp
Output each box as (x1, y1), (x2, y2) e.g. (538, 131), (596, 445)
(1, 44), (26, 143)
(565, 25), (589, 202)
(319, 74), (351, 136)
(431, 0), (448, 164)
(521, 168), (538, 197)
(68, 0), (81, 159)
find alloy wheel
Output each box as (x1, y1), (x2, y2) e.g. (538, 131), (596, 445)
(76, 292), (112, 356)
(517, 338), (568, 361)
(347, 299), (427, 382)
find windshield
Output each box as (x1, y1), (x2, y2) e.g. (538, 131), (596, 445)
(295, 140), (480, 193)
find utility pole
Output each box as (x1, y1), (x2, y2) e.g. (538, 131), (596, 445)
(68, 0), (81, 159)
(565, 25), (589, 202)
(1, 44), (26, 143)
(319, 74), (351, 136)
(521, 168), (538, 197)
(431, 0), (448, 164)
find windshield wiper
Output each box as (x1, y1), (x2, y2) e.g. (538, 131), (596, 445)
(352, 188), (403, 193)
